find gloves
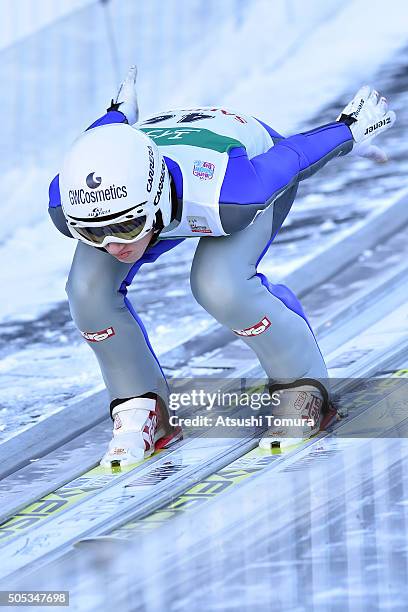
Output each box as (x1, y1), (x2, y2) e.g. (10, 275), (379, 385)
(337, 85), (396, 163)
(108, 65), (139, 125)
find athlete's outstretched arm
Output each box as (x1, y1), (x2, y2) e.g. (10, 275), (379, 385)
(221, 85), (395, 216)
(256, 84), (396, 190)
(219, 120), (353, 218)
(254, 119), (354, 186)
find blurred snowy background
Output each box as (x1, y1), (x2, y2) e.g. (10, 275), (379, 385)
(0, 0), (407, 438)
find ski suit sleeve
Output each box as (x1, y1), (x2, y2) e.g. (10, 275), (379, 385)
(219, 121), (354, 233)
(221, 121), (353, 207)
(253, 121), (354, 185)
(48, 110), (128, 237)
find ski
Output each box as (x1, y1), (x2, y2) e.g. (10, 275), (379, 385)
(78, 367), (408, 544)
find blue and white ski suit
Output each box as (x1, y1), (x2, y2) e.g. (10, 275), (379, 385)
(49, 106), (353, 407)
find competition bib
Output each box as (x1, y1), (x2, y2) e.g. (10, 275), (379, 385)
(135, 108), (274, 238)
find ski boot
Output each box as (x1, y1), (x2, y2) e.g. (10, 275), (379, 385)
(100, 396), (182, 467)
(259, 381), (337, 450)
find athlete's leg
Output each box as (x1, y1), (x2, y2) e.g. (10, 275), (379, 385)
(66, 241), (167, 403)
(190, 191), (328, 383)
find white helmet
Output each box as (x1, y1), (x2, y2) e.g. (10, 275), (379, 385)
(59, 123), (171, 247)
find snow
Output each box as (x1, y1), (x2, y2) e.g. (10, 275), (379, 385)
(165, 0), (408, 133)
(0, 221), (75, 321)
(0, 0), (94, 51)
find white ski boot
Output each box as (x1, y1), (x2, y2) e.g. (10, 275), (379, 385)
(259, 383), (337, 450)
(100, 397), (182, 467)
(111, 65), (139, 125)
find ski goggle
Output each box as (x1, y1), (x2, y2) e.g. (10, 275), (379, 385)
(72, 216), (147, 245)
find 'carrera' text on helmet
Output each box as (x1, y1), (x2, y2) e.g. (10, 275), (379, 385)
(154, 162), (165, 206)
(146, 146), (155, 192)
(69, 184), (128, 206)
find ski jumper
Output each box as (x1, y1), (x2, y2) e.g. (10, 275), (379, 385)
(49, 107), (353, 405)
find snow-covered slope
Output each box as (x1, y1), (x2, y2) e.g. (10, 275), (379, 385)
(163, 0), (408, 131)
(0, 0), (94, 50)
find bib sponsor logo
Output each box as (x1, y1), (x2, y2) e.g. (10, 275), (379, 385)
(141, 126), (243, 154)
(187, 215), (212, 234)
(233, 316), (271, 337)
(80, 327), (115, 342)
(193, 160), (215, 180)
(144, 127), (198, 141)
